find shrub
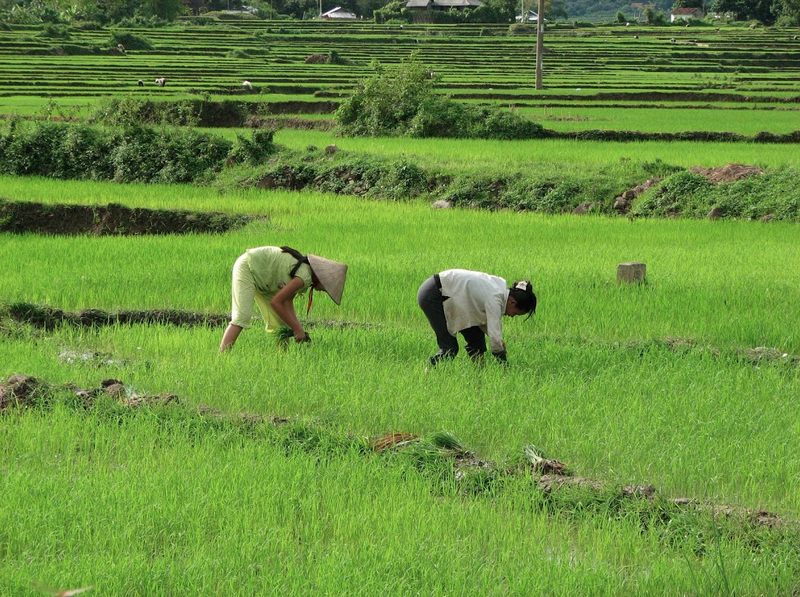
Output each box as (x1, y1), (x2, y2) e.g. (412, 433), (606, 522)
(229, 130), (276, 165)
(0, 120), (65, 176)
(38, 24), (71, 38)
(630, 171), (712, 218)
(336, 57), (438, 137)
(109, 126), (231, 183)
(407, 95), (469, 138)
(508, 23), (535, 35)
(54, 125), (113, 179)
(337, 56), (543, 140)
(0, 121), (231, 184)
(108, 30), (154, 51)
(467, 108), (544, 140)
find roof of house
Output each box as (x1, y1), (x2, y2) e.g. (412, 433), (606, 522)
(321, 6), (357, 17)
(515, 10), (545, 21)
(406, 0), (482, 8)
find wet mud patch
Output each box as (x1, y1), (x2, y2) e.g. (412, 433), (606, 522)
(58, 348), (122, 367)
(4, 303), (377, 334)
(0, 374), (176, 411)
(0, 199), (264, 236)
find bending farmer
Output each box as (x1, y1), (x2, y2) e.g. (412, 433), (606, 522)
(417, 269), (536, 365)
(219, 246), (348, 352)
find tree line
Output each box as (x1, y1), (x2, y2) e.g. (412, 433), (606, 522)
(0, 0), (797, 27)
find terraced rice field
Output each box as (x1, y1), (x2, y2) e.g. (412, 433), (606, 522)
(1, 21), (799, 131)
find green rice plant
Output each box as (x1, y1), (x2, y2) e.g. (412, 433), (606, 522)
(274, 324), (294, 348)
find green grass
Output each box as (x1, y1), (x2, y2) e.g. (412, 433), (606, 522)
(5, 398), (796, 595)
(2, 179), (799, 509)
(3, 20), (800, 593)
(264, 129), (800, 169)
(520, 105), (800, 135)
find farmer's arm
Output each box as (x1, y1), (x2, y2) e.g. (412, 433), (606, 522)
(270, 277), (308, 341)
(219, 324), (243, 353)
(485, 298), (506, 356)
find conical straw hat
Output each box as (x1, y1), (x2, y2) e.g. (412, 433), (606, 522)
(307, 255), (348, 305)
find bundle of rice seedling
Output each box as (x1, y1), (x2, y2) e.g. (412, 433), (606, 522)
(523, 444), (569, 475)
(274, 325), (294, 349)
(429, 430), (466, 453)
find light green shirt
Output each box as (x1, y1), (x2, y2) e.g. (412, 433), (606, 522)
(246, 246), (312, 296)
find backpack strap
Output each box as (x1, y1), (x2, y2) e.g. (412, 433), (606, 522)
(280, 246), (314, 316)
(280, 246), (309, 278)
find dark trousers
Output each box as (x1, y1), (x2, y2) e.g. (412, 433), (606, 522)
(417, 275), (487, 360)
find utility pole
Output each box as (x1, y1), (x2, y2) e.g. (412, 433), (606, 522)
(535, 0), (544, 89)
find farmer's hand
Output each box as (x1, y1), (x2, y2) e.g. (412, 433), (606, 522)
(294, 330), (311, 343)
(492, 350), (508, 364)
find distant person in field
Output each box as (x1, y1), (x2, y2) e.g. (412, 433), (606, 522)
(219, 246), (347, 352)
(417, 269), (536, 366)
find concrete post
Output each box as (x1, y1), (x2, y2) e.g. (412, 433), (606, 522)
(617, 262), (646, 283)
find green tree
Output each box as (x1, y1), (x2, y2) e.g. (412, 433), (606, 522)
(773, 0), (800, 23)
(143, 0), (183, 20)
(96, 0), (139, 22)
(516, 0), (567, 20)
(709, 0), (777, 23)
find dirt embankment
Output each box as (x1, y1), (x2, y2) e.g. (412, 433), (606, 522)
(3, 302), (379, 332)
(4, 303), (230, 330)
(0, 200), (263, 236)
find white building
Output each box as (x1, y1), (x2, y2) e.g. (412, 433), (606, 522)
(321, 6), (358, 19)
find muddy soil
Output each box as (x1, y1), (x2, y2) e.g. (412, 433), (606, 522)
(689, 163), (764, 182)
(0, 200), (263, 236)
(4, 303), (380, 332)
(5, 303), (229, 330)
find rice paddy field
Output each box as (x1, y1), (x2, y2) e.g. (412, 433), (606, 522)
(0, 20), (799, 133)
(2, 18), (800, 597)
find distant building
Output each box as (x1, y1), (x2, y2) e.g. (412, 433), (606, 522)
(670, 7), (704, 22)
(709, 11), (736, 20)
(515, 10), (545, 22)
(321, 6), (358, 19)
(630, 2), (654, 21)
(222, 5), (259, 14)
(406, 0), (483, 11)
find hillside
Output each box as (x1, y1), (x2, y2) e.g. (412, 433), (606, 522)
(563, 0), (675, 22)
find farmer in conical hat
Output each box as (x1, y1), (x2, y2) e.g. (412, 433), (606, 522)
(417, 269), (536, 366)
(219, 246), (347, 352)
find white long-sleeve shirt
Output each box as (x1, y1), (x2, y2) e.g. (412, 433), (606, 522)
(438, 269), (509, 353)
